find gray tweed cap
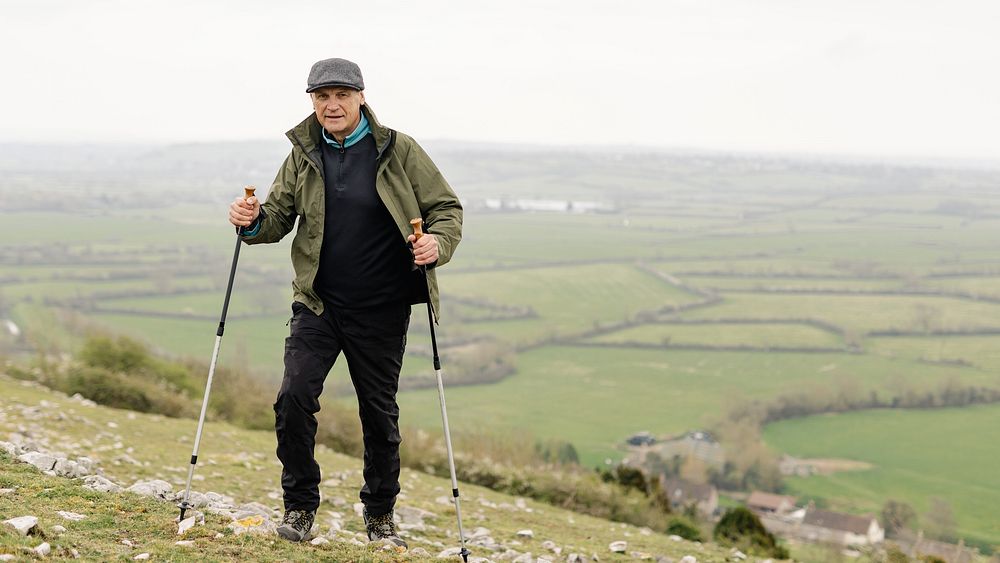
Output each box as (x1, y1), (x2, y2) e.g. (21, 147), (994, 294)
(306, 58), (365, 92)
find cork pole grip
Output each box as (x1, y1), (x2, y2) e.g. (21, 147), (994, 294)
(410, 218), (424, 240)
(244, 186), (256, 200)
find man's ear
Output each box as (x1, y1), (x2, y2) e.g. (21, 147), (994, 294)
(359, 91), (366, 105)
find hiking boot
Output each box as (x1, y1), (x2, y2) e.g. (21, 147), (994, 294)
(276, 509), (315, 542)
(363, 508), (407, 549)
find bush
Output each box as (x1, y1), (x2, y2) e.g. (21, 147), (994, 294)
(713, 507), (789, 559)
(666, 517), (703, 542)
(58, 365), (196, 417)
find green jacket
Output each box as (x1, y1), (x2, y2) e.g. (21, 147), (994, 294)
(243, 105), (462, 319)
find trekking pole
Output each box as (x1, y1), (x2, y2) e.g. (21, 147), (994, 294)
(177, 186), (255, 523)
(411, 218), (470, 563)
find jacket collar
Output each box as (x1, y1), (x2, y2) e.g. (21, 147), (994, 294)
(286, 104), (391, 158)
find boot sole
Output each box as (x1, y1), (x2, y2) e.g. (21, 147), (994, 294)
(276, 526), (307, 542)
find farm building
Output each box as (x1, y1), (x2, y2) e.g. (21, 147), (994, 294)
(659, 476), (718, 517)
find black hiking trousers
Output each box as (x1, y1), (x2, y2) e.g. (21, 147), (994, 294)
(275, 300), (410, 516)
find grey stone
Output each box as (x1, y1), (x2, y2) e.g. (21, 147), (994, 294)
(57, 510), (87, 521)
(0, 441), (18, 456)
(53, 525), (67, 534)
(438, 546), (465, 558)
(0, 488), (15, 496)
(34, 542), (51, 556)
(0, 554), (15, 561)
(127, 479), (174, 499)
(3, 515), (38, 536)
(515, 529), (534, 538)
(409, 548), (430, 557)
(134, 554), (150, 560)
(176, 540), (195, 547)
(680, 557), (697, 563)
(83, 475), (122, 493)
(566, 554), (587, 563)
(54, 458), (82, 477)
(18, 451), (57, 471)
(310, 536), (330, 546)
(470, 526), (492, 539)
(512, 554), (533, 563)
(609, 541), (627, 553)
(177, 516), (197, 535)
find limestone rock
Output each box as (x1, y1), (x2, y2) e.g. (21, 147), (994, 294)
(512, 553), (533, 563)
(609, 541), (627, 553)
(409, 547), (430, 556)
(53, 525), (67, 534)
(566, 554), (588, 563)
(680, 557), (697, 563)
(227, 514), (275, 536)
(83, 475), (122, 493)
(176, 541), (195, 547)
(57, 510), (87, 521)
(18, 451), (57, 472)
(3, 515), (38, 536)
(438, 546), (465, 558)
(310, 536), (329, 546)
(177, 516), (197, 535)
(470, 527), (492, 539)
(127, 479), (174, 500)
(0, 488), (15, 496)
(34, 542), (51, 556)
(134, 554), (150, 560)
(515, 529), (534, 539)
(0, 441), (18, 456)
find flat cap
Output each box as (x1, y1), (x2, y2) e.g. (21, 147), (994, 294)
(306, 58), (364, 92)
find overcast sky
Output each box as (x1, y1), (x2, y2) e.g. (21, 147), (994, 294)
(2, 0), (999, 160)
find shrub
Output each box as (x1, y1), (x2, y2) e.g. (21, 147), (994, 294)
(667, 517), (703, 542)
(713, 507), (789, 559)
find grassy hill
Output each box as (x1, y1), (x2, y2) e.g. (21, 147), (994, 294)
(0, 374), (739, 562)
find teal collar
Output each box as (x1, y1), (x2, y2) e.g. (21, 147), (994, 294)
(322, 112), (370, 149)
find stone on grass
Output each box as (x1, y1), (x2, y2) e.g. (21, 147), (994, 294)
(0, 441), (18, 456)
(680, 556), (697, 563)
(176, 540), (195, 547)
(609, 540), (627, 553)
(57, 510), (87, 521)
(3, 515), (38, 536)
(18, 451), (57, 472)
(438, 546), (465, 558)
(53, 525), (67, 534)
(409, 547), (430, 556)
(0, 488), (14, 496)
(34, 542), (51, 556)
(512, 553), (534, 563)
(122, 539), (135, 547)
(127, 479), (174, 500)
(177, 516), (197, 535)
(134, 554), (150, 560)
(0, 555), (14, 561)
(83, 475), (122, 493)
(227, 514), (275, 536)
(470, 527), (492, 539)
(515, 529), (534, 539)
(310, 536), (330, 546)
(669, 535), (683, 541)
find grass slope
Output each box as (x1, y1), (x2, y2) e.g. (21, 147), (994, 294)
(0, 375), (736, 562)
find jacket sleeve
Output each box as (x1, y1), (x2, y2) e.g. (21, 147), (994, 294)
(243, 151), (299, 245)
(402, 138), (463, 268)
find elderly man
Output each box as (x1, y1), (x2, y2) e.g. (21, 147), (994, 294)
(229, 58), (462, 546)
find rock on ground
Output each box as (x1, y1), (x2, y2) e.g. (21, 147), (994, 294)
(609, 540), (627, 553)
(127, 479), (174, 500)
(680, 556), (697, 563)
(83, 475), (123, 493)
(17, 452), (57, 472)
(3, 515), (38, 536)
(56, 510), (87, 521)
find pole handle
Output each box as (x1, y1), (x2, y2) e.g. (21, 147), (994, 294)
(244, 185), (256, 201)
(410, 217), (423, 240)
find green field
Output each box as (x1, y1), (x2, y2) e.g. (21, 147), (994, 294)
(586, 322), (844, 349)
(763, 405), (1000, 550)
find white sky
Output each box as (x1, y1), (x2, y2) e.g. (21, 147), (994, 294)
(2, 0), (999, 160)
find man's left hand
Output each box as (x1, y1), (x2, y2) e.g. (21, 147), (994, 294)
(407, 233), (438, 266)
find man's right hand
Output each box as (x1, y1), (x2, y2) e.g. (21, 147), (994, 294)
(229, 195), (260, 227)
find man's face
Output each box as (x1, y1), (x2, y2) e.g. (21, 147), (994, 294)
(312, 86), (365, 140)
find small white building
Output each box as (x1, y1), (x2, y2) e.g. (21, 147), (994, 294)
(799, 506), (885, 547)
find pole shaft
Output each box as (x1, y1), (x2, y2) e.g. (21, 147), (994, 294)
(426, 300), (469, 555)
(179, 232), (243, 516)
